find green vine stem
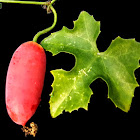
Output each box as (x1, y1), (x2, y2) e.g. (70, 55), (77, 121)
(33, 4), (57, 42)
(0, 0), (57, 43)
(0, 0), (49, 5)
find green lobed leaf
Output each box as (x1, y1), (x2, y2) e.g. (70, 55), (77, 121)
(41, 11), (140, 118)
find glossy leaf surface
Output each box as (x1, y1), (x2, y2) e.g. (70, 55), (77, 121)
(41, 11), (140, 118)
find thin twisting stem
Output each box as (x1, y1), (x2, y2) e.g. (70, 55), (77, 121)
(0, 0), (48, 5)
(33, 4), (57, 42)
(51, 0), (56, 5)
(0, 0), (57, 43)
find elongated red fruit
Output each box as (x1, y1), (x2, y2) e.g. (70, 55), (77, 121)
(5, 41), (46, 126)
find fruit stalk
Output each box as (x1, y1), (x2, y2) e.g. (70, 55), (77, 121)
(33, 4), (57, 42)
(0, 0), (57, 43)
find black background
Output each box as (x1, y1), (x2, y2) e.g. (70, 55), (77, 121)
(1, 0), (140, 139)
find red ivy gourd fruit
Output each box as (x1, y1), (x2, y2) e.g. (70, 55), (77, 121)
(5, 41), (46, 126)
